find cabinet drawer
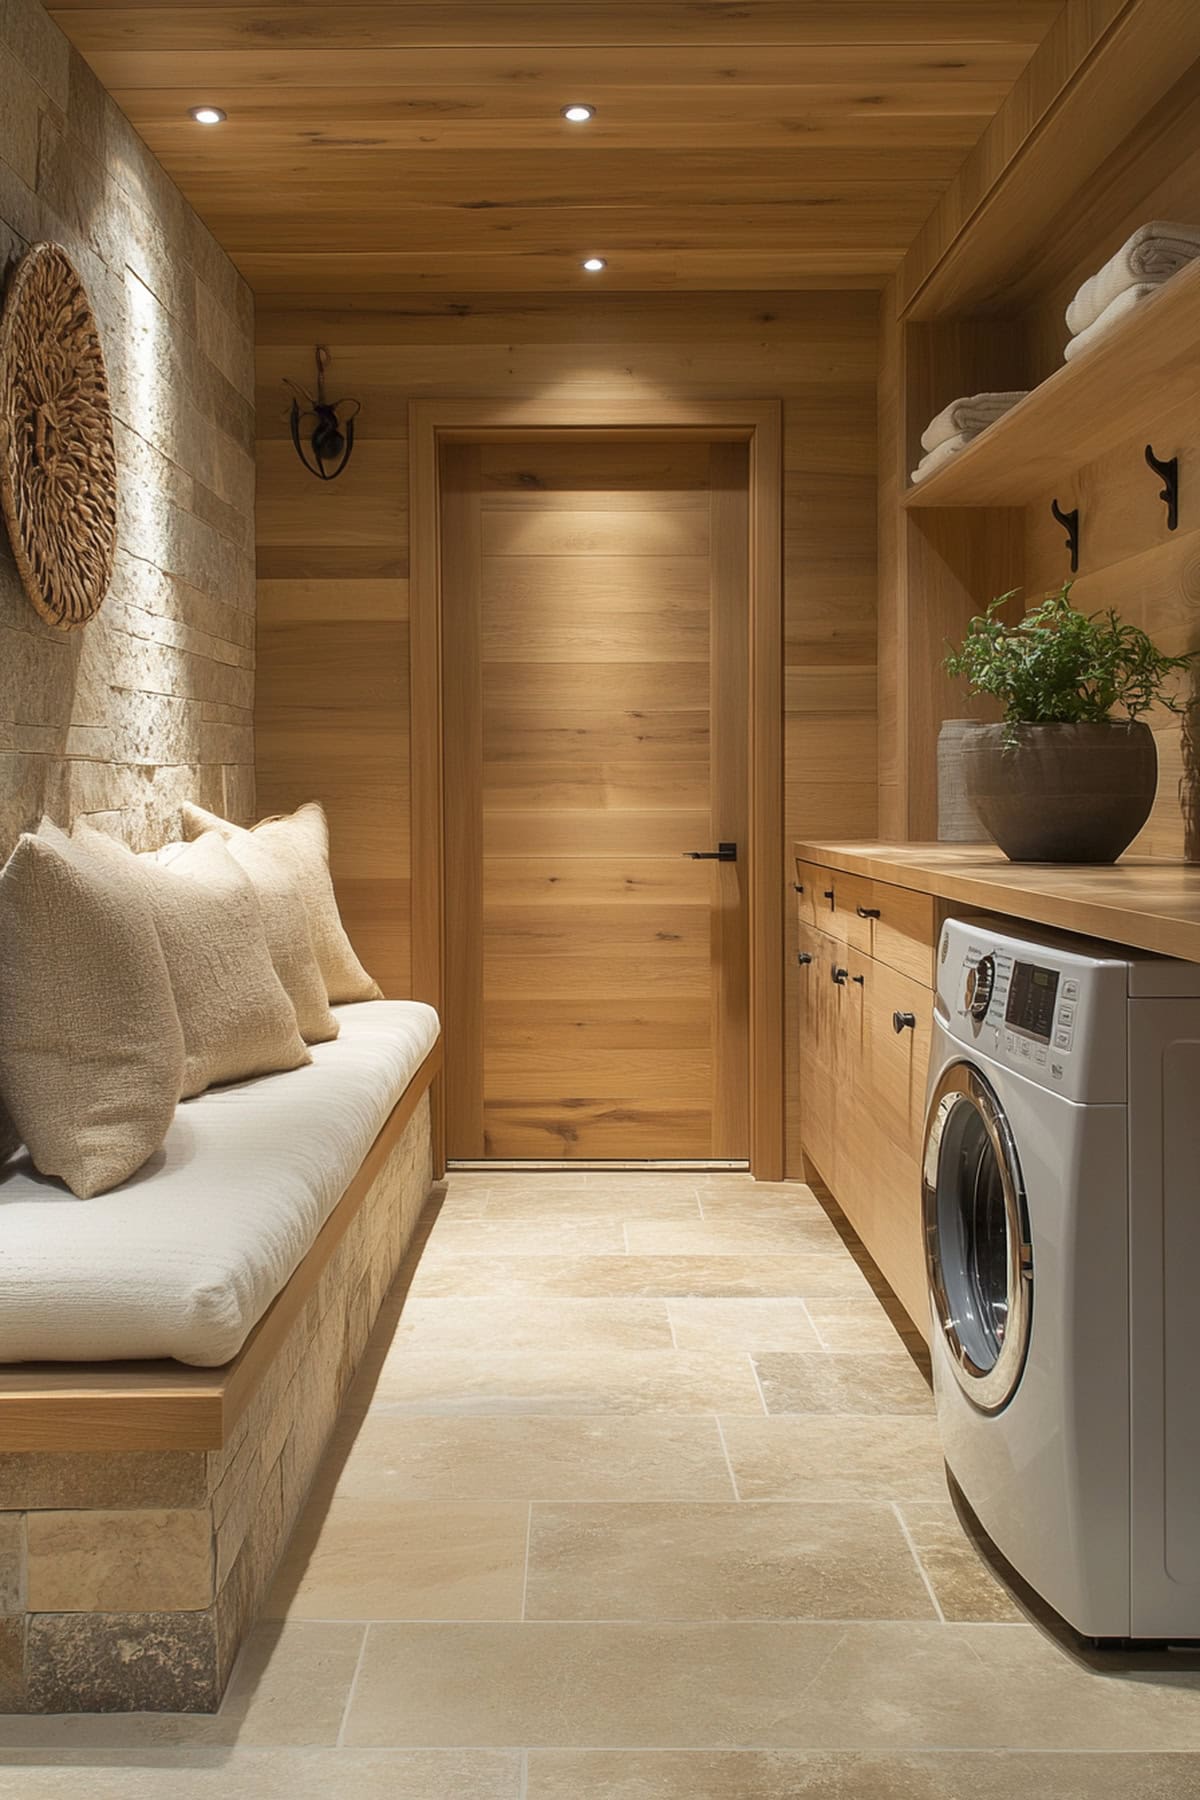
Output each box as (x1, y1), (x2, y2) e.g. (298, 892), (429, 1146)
(793, 860), (826, 928)
(823, 871), (875, 953)
(870, 882), (937, 988)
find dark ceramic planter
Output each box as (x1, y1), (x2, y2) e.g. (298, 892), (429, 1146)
(960, 720), (1158, 863)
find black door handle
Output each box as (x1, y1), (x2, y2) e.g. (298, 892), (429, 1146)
(893, 1011), (917, 1033)
(685, 842), (737, 862)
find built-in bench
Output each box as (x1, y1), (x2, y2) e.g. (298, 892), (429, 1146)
(0, 1006), (442, 1715)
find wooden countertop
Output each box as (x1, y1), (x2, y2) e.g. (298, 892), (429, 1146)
(794, 841), (1200, 965)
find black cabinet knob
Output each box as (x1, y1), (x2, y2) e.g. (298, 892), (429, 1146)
(893, 1011), (917, 1033)
(797, 951), (813, 966)
(832, 966), (849, 985)
(822, 888), (834, 901)
(793, 882), (804, 894)
(851, 973), (865, 985)
(856, 905), (881, 919)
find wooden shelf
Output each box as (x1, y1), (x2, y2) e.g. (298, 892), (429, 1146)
(795, 840), (1200, 965)
(902, 257), (1200, 508)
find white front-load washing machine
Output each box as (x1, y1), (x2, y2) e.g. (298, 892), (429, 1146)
(925, 914), (1200, 1642)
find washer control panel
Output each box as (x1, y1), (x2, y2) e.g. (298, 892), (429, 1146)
(938, 916), (1130, 1104)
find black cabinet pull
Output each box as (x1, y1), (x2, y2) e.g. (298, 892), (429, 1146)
(822, 888), (834, 900)
(851, 973), (865, 985)
(686, 842), (737, 862)
(893, 1011), (917, 1033)
(856, 905), (880, 920)
(832, 966), (849, 985)
(797, 951), (813, 966)
(793, 882), (804, 893)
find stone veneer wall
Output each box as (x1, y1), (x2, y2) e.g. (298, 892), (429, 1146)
(0, 0), (256, 856)
(0, 1096), (434, 1713)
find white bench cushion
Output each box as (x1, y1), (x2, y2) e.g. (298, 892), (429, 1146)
(0, 1001), (439, 1367)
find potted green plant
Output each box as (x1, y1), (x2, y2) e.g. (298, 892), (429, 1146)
(943, 584), (1196, 863)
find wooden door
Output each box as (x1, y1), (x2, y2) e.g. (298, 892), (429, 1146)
(441, 436), (751, 1161)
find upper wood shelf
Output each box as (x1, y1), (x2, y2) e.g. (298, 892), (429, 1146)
(903, 256), (1200, 509)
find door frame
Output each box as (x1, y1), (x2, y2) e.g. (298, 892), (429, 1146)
(409, 397), (784, 1180)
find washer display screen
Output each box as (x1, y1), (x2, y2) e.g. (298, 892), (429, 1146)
(1005, 961), (1059, 1043)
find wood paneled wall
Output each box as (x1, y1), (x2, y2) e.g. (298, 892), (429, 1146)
(255, 292), (878, 1171)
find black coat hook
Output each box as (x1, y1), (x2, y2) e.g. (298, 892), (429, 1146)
(1145, 444), (1179, 531)
(1050, 498), (1080, 573)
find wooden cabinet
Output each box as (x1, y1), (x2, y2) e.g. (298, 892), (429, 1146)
(795, 858), (940, 1338)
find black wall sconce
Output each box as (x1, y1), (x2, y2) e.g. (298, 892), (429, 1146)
(1050, 497), (1080, 573)
(285, 346), (360, 481)
(1145, 443), (1180, 531)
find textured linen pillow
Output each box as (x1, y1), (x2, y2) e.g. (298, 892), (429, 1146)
(182, 801), (383, 1005)
(0, 822), (185, 1198)
(177, 808), (337, 1045)
(130, 831), (312, 1097)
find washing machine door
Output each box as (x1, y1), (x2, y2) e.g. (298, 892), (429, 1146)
(923, 1060), (1033, 1413)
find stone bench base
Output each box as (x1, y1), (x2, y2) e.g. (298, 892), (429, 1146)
(0, 1095), (433, 1714)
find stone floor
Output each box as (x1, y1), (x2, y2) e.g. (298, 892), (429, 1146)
(2, 1169), (1200, 1797)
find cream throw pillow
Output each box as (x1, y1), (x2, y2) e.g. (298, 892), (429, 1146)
(0, 822), (185, 1198)
(177, 809), (337, 1045)
(182, 801), (383, 1005)
(131, 832), (312, 1097)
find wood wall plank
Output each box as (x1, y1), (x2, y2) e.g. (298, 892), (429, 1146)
(254, 291), (878, 1174)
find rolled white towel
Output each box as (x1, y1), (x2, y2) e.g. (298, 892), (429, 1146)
(1065, 220), (1200, 335)
(1064, 284), (1157, 361)
(910, 431), (971, 486)
(920, 391), (1028, 454)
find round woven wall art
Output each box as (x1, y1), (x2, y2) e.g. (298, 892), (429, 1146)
(0, 242), (118, 629)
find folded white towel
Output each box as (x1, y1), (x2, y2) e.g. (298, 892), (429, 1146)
(1065, 220), (1200, 335)
(1064, 284), (1157, 361)
(910, 432), (971, 486)
(920, 391), (1028, 454)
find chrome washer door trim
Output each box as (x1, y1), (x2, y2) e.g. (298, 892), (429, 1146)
(923, 1060), (1033, 1413)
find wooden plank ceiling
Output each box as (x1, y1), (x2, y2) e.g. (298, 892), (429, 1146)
(51, 1), (1063, 294)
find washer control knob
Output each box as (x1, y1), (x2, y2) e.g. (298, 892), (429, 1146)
(966, 954), (996, 1021)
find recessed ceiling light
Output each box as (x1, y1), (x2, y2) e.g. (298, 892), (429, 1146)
(562, 104), (595, 123)
(189, 105), (227, 125)
(582, 256), (606, 273)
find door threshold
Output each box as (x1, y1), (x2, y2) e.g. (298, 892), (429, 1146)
(447, 1159), (751, 1172)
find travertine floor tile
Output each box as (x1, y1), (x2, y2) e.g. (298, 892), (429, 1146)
(341, 1621), (839, 1747)
(388, 1296), (675, 1353)
(264, 1499), (529, 1620)
(409, 1253), (877, 1301)
(625, 1216), (845, 1255)
(806, 1297), (928, 1356)
(720, 1416), (948, 1503)
(0, 1622), (363, 1749)
(419, 1218), (627, 1256)
(525, 1502), (936, 1621)
(796, 1621), (1200, 1751)
(896, 1502), (1023, 1623)
(525, 1749), (1200, 1799)
(369, 1349), (766, 1415)
(666, 1298), (822, 1351)
(312, 1414), (736, 1502)
(0, 1748), (521, 1798)
(479, 1183), (703, 1219)
(753, 1352), (934, 1415)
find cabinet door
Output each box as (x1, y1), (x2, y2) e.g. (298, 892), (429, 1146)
(861, 957), (932, 1162)
(797, 921), (839, 1188)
